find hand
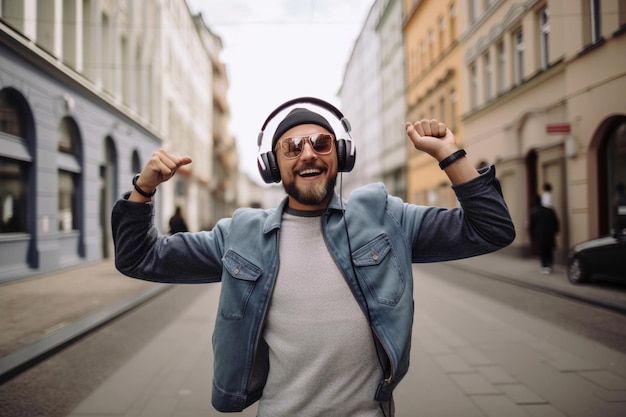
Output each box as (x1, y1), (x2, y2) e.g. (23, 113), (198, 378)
(137, 148), (193, 191)
(405, 119), (458, 161)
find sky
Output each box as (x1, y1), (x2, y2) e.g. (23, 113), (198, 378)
(185, 0), (374, 183)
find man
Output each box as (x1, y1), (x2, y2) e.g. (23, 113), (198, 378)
(529, 195), (560, 274)
(112, 98), (515, 416)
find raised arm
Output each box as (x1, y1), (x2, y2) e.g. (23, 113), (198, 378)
(129, 148), (193, 203)
(405, 119), (478, 185)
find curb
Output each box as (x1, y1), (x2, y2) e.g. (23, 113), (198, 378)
(0, 284), (172, 382)
(446, 262), (626, 315)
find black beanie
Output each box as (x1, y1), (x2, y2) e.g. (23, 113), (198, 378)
(271, 108), (335, 151)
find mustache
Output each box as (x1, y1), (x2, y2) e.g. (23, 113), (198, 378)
(294, 162), (327, 173)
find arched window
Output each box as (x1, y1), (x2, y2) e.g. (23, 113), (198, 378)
(0, 88), (31, 234)
(57, 117), (82, 233)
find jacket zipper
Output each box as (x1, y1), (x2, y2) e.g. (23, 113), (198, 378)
(245, 231), (279, 396)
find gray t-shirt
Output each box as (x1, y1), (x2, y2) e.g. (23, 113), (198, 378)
(257, 210), (383, 417)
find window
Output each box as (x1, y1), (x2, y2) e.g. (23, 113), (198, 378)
(0, 88), (30, 234)
(620, 0), (626, 28)
(439, 96), (446, 122)
(58, 171), (78, 232)
(0, 158), (28, 233)
(449, 3), (457, 39)
(438, 16), (445, 53)
(583, 0), (602, 45)
(483, 52), (492, 101)
(539, 6), (550, 69)
(0, 90), (24, 137)
(590, 0), (601, 43)
(450, 89), (457, 131)
(469, 62), (478, 108)
(514, 28), (524, 85)
(132, 150), (142, 173)
(496, 40), (506, 93)
(57, 118), (81, 233)
(468, 0), (477, 23)
(428, 29), (435, 61)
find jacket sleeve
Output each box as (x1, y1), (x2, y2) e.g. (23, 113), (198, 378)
(407, 165), (515, 262)
(111, 193), (227, 283)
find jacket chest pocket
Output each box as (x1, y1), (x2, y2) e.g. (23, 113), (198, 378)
(352, 233), (405, 306)
(221, 249), (263, 319)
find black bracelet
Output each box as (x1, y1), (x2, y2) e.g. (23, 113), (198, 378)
(438, 149), (467, 170)
(132, 174), (156, 198)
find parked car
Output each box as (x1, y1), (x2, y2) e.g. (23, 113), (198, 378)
(567, 230), (626, 284)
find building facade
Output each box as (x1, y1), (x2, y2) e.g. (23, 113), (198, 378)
(338, 1), (383, 195)
(377, 0), (408, 200)
(459, 0), (626, 259)
(0, 0), (235, 282)
(340, 0), (625, 263)
(404, 0), (464, 209)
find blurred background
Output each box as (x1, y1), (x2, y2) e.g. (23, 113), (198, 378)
(0, 0), (624, 281)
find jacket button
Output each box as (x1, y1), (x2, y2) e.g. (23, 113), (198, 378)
(370, 250), (379, 260)
(233, 266), (241, 275)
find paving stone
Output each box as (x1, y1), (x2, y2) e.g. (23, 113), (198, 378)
(521, 404), (568, 417)
(594, 390), (626, 402)
(418, 337), (454, 355)
(456, 346), (493, 366)
(499, 384), (548, 404)
(433, 354), (474, 373)
(580, 370), (626, 390)
(451, 374), (501, 395)
(471, 394), (529, 417)
(541, 350), (602, 372)
(476, 365), (517, 384)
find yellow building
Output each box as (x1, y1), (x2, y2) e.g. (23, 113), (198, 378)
(404, 0), (464, 208)
(406, 0), (626, 261)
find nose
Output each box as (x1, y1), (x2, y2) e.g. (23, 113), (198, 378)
(299, 139), (317, 160)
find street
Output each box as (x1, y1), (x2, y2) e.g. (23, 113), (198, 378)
(1, 261), (625, 417)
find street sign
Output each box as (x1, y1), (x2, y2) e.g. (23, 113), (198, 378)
(546, 123), (571, 134)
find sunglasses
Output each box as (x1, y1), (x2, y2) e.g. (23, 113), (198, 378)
(277, 133), (335, 159)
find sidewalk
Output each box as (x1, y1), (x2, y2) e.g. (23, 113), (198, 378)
(0, 260), (170, 378)
(446, 252), (626, 314)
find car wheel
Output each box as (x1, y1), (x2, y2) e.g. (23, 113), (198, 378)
(568, 257), (590, 284)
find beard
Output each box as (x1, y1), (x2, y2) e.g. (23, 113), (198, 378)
(283, 170), (337, 207)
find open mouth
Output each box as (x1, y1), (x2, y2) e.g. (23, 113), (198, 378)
(298, 168), (323, 178)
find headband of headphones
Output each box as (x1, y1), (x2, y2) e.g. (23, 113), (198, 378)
(256, 96), (356, 184)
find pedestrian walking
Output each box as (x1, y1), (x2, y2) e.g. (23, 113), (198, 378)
(529, 194), (560, 274)
(168, 206), (188, 234)
(541, 182), (553, 208)
(112, 97), (515, 416)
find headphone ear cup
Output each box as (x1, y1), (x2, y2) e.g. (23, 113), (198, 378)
(336, 139), (355, 173)
(258, 151), (281, 183)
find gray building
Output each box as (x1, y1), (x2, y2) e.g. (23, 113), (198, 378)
(0, 26), (162, 282)
(0, 0), (233, 282)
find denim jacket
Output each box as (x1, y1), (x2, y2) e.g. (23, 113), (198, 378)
(111, 166), (515, 412)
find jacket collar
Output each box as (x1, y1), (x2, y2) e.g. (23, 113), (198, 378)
(262, 191), (344, 234)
